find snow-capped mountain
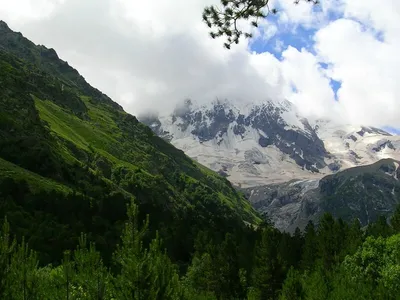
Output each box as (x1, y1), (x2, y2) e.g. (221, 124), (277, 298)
(140, 99), (400, 188)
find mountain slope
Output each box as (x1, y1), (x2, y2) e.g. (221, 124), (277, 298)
(244, 159), (400, 232)
(141, 99), (327, 187)
(0, 21), (259, 264)
(141, 99), (400, 188)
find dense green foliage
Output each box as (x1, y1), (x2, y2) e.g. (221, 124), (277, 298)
(1, 201), (400, 299)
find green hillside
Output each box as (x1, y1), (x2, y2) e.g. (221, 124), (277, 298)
(0, 21), (259, 265)
(320, 158), (400, 224)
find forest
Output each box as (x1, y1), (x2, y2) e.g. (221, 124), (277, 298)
(1, 196), (400, 299)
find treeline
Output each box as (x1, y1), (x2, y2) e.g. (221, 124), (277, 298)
(1, 200), (400, 299)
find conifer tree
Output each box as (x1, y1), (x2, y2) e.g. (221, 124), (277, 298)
(73, 233), (112, 299)
(317, 213), (339, 269)
(390, 204), (400, 233)
(113, 202), (151, 299)
(367, 215), (393, 238)
(250, 227), (282, 299)
(185, 233), (244, 299)
(8, 237), (40, 299)
(215, 233), (243, 298)
(202, 0), (319, 49)
(62, 250), (74, 300)
(0, 218), (15, 298)
(301, 221), (316, 271)
(113, 201), (182, 300)
(302, 264), (329, 300)
(279, 266), (303, 300)
(184, 252), (218, 297)
(345, 218), (363, 255)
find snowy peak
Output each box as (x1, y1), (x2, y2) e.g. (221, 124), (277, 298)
(313, 120), (400, 171)
(140, 99), (400, 187)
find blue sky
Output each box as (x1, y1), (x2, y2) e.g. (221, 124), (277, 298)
(248, 7), (398, 134)
(250, 11), (343, 101)
(384, 127), (400, 135)
(4, 0), (399, 131)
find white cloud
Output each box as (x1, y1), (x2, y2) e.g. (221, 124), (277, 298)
(313, 3), (400, 127)
(0, 0), (284, 115)
(0, 0), (400, 128)
(279, 46), (341, 121)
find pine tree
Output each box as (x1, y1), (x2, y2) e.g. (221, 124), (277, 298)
(202, 0), (319, 49)
(0, 218), (15, 298)
(301, 221), (317, 270)
(185, 252), (218, 296)
(367, 215), (393, 238)
(317, 213), (339, 269)
(279, 267), (303, 300)
(333, 218), (349, 261)
(8, 237), (40, 299)
(345, 218), (363, 255)
(302, 264), (329, 300)
(185, 233), (244, 299)
(250, 227), (282, 299)
(215, 233), (243, 298)
(62, 250), (74, 300)
(390, 204), (400, 233)
(73, 233), (112, 299)
(146, 232), (183, 299)
(113, 201), (182, 300)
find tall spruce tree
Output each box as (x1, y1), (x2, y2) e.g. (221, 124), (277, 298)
(301, 220), (317, 271)
(0, 218), (15, 298)
(112, 201), (182, 300)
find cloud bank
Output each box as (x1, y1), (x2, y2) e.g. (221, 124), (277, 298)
(1, 0), (399, 128)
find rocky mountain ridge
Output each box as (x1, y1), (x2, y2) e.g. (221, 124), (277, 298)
(141, 99), (400, 230)
(243, 158), (400, 232)
(141, 99), (400, 188)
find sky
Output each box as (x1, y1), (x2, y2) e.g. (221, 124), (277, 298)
(0, 0), (399, 129)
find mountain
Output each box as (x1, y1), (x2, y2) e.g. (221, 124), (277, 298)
(141, 97), (400, 231)
(140, 98), (326, 187)
(0, 21), (259, 264)
(244, 158), (400, 232)
(141, 99), (400, 188)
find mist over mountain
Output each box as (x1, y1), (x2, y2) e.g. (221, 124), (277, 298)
(141, 98), (400, 188)
(142, 98), (400, 230)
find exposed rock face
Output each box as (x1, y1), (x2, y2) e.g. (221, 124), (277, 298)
(243, 179), (321, 232)
(140, 99), (400, 187)
(243, 159), (400, 232)
(141, 100), (400, 231)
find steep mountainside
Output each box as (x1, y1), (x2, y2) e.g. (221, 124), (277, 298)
(0, 21), (259, 264)
(244, 159), (400, 232)
(141, 99), (400, 187)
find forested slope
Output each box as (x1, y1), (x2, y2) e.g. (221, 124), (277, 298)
(0, 20), (258, 266)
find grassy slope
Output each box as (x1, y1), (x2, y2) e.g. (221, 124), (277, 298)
(0, 22), (260, 263)
(0, 157), (71, 194)
(34, 96), (257, 220)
